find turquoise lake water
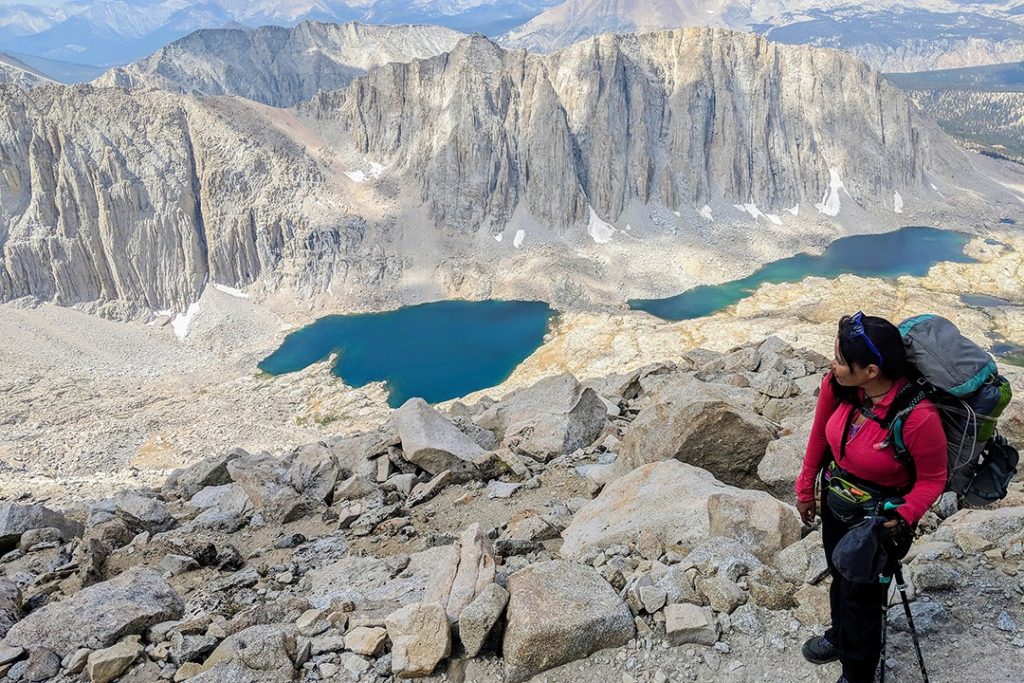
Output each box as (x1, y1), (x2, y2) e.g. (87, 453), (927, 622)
(259, 227), (1014, 405)
(258, 300), (554, 407)
(629, 226), (975, 321)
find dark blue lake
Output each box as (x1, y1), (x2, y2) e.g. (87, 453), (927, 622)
(258, 300), (555, 407)
(629, 226), (976, 321)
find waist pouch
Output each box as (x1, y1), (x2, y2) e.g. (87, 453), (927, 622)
(825, 461), (906, 524)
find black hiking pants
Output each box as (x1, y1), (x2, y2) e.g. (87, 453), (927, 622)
(819, 460), (918, 683)
(821, 489), (887, 683)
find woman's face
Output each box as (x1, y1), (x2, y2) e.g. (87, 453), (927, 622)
(832, 337), (867, 386)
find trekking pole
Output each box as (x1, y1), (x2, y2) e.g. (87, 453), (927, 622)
(893, 564), (930, 683)
(879, 599), (889, 683)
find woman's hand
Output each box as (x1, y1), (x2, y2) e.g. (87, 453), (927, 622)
(796, 498), (817, 526)
(883, 516), (910, 536)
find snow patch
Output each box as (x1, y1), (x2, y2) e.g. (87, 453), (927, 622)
(785, 204), (800, 216)
(212, 283), (249, 299)
(742, 203), (764, 221)
(494, 233), (503, 243)
(513, 229), (525, 249)
(765, 213), (783, 225)
(673, 210), (681, 217)
(367, 161), (385, 179)
(894, 191), (904, 214)
(815, 167), (846, 217)
(587, 207), (616, 244)
(171, 302), (200, 340)
(343, 170), (368, 183)
(699, 205), (714, 221)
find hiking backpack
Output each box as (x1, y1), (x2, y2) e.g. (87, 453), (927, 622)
(873, 315), (1017, 506)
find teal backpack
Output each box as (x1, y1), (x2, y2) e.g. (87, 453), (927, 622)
(867, 315), (1016, 506)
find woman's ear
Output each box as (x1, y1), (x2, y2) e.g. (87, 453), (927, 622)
(865, 364), (881, 380)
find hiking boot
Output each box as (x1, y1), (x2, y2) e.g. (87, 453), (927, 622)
(802, 633), (840, 664)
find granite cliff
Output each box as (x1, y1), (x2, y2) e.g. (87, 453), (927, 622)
(93, 21), (466, 108)
(1, 28), (1022, 317)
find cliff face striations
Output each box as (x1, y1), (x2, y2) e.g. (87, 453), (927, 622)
(312, 29), (935, 231)
(0, 85), (397, 314)
(1, 29), (1020, 315)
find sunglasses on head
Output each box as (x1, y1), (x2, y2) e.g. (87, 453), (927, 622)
(846, 311), (884, 368)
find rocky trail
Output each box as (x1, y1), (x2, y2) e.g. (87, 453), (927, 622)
(0, 338), (1022, 683)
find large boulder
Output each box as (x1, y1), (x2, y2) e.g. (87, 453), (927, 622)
(3, 568), (183, 657)
(932, 506), (1024, 552)
(706, 492), (801, 563)
(302, 545), (453, 611)
(0, 503), (83, 552)
(111, 493), (176, 534)
(227, 452), (321, 524)
(385, 603), (451, 678)
(195, 624), (301, 682)
(757, 426), (811, 501)
(561, 460), (788, 560)
(394, 399), (488, 481)
(187, 484), (254, 532)
(475, 374), (607, 462)
(621, 390), (775, 487)
(162, 448), (245, 499)
(0, 578), (21, 639)
(503, 561), (633, 682)
(424, 523), (496, 622)
(327, 424), (399, 479)
(288, 442), (341, 504)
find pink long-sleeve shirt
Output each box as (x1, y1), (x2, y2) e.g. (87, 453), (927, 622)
(794, 373), (948, 525)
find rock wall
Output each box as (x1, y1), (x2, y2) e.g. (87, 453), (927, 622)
(313, 28), (936, 233)
(1, 29), (1017, 313)
(93, 21), (466, 108)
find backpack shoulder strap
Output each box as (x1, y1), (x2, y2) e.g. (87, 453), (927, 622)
(859, 380), (931, 481)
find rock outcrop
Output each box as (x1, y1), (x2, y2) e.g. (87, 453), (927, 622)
(560, 460), (799, 560)
(0, 338), (1020, 682)
(503, 561), (634, 682)
(3, 28), (1019, 315)
(3, 568), (184, 657)
(94, 21), (465, 108)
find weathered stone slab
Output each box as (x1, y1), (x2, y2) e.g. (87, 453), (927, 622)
(0, 503), (83, 552)
(503, 561), (633, 682)
(665, 603), (719, 646)
(621, 390), (774, 487)
(3, 568), (184, 657)
(385, 603), (450, 678)
(458, 583), (509, 657)
(395, 399), (487, 481)
(561, 460), (783, 560)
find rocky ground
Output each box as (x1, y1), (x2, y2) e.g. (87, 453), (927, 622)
(1, 337), (1023, 683)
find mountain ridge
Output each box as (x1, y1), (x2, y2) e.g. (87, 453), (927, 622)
(1, 28), (1021, 318)
(503, 0), (1024, 72)
(93, 21), (467, 108)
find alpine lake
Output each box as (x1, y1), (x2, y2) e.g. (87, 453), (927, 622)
(260, 226), (1018, 405)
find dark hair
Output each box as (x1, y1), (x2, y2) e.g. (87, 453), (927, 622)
(831, 313), (909, 404)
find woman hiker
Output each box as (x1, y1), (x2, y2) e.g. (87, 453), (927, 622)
(794, 312), (948, 683)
